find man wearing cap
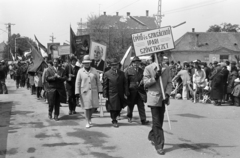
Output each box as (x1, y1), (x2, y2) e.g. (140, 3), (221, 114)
(125, 56), (149, 125)
(91, 45), (106, 72)
(65, 56), (80, 115)
(103, 58), (128, 128)
(75, 55), (102, 128)
(143, 52), (172, 155)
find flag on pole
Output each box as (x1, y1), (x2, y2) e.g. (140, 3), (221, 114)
(120, 46), (132, 71)
(34, 35), (48, 53)
(10, 49), (15, 61)
(70, 26), (76, 54)
(28, 42), (44, 72)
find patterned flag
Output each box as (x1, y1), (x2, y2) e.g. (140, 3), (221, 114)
(70, 26), (76, 54)
(120, 46), (132, 71)
(34, 35), (48, 53)
(28, 42), (44, 72)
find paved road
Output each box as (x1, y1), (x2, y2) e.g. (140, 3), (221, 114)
(0, 75), (240, 158)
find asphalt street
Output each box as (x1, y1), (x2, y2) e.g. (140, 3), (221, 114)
(0, 75), (240, 158)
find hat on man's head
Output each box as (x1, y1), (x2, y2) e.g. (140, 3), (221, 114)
(132, 56), (141, 62)
(82, 55), (92, 64)
(109, 58), (120, 66)
(213, 61), (218, 65)
(231, 61), (237, 65)
(193, 59), (201, 63)
(218, 62), (226, 67)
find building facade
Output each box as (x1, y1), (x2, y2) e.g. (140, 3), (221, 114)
(169, 32), (240, 63)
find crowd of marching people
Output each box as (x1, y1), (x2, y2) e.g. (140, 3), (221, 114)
(2, 52), (240, 155)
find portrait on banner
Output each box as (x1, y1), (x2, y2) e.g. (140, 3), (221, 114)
(89, 41), (107, 72)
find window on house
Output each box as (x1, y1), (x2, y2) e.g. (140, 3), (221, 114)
(220, 55), (229, 62)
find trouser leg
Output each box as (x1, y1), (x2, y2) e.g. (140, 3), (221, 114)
(1, 80), (8, 94)
(54, 91), (60, 116)
(110, 110), (120, 123)
(68, 95), (74, 112)
(136, 97), (147, 121)
(127, 104), (134, 119)
(148, 103), (165, 150)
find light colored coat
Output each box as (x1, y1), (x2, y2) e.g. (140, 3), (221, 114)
(75, 67), (102, 109)
(143, 62), (172, 107)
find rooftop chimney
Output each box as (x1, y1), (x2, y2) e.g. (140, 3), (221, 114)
(103, 12), (106, 15)
(116, 12), (119, 16)
(127, 12), (130, 16)
(146, 10), (149, 16)
(192, 28), (195, 32)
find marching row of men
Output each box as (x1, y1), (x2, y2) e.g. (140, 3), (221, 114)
(19, 51), (171, 155)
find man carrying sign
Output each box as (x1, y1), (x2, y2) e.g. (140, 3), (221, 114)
(143, 52), (172, 155)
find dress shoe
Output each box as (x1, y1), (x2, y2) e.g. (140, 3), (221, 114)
(86, 123), (90, 128)
(141, 120), (150, 125)
(69, 111), (73, 115)
(113, 123), (119, 128)
(128, 118), (132, 123)
(54, 116), (59, 121)
(72, 111), (77, 114)
(48, 114), (52, 119)
(157, 149), (165, 155)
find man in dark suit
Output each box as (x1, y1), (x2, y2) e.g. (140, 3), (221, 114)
(103, 58), (128, 128)
(45, 59), (66, 121)
(91, 45), (106, 72)
(125, 56), (149, 125)
(65, 56), (80, 115)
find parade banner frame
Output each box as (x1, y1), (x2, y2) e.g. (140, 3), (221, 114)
(132, 26), (175, 56)
(58, 45), (70, 56)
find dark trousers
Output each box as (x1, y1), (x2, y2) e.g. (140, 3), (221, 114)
(48, 91), (60, 116)
(148, 103), (165, 150)
(127, 94), (146, 121)
(68, 94), (76, 112)
(15, 76), (20, 88)
(31, 85), (36, 94)
(110, 110), (120, 123)
(36, 87), (42, 98)
(0, 79), (8, 94)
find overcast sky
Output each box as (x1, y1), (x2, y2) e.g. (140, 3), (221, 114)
(0, 0), (239, 46)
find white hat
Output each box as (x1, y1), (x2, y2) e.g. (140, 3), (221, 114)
(82, 55), (92, 64)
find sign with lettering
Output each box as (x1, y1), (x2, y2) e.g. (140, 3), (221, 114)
(58, 45), (70, 55)
(132, 26), (175, 56)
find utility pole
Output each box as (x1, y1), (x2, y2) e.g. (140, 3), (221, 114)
(5, 23), (15, 41)
(154, 0), (164, 28)
(5, 23), (15, 61)
(50, 33), (56, 43)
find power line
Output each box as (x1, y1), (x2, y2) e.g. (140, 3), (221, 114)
(102, 0), (123, 10)
(111, 0), (141, 14)
(163, 0), (226, 15)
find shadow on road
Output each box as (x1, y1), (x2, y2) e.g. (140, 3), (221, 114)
(165, 142), (236, 157)
(0, 101), (14, 158)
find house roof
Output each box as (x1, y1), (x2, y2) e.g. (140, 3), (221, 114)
(97, 15), (158, 29)
(172, 32), (240, 52)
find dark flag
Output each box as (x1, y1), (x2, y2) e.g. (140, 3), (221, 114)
(28, 42), (44, 72)
(70, 26), (76, 55)
(34, 35), (48, 53)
